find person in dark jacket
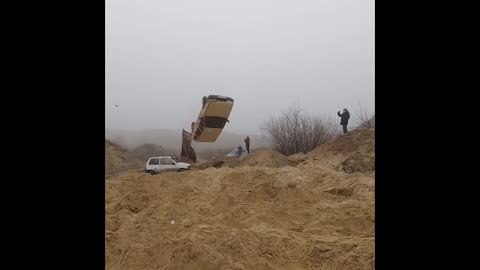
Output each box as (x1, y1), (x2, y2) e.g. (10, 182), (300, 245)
(244, 136), (250, 154)
(237, 145), (243, 157)
(337, 108), (350, 134)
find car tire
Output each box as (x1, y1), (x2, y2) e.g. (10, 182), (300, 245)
(178, 168), (185, 172)
(202, 96), (207, 107)
(147, 170), (155, 175)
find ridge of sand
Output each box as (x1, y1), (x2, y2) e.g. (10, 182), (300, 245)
(106, 129), (375, 270)
(105, 140), (144, 175)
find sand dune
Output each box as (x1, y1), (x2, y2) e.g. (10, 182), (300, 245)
(106, 128), (375, 270)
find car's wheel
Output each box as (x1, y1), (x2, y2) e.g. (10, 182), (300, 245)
(202, 96), (207, 107)
(146, 170), (155, 175)
(178, 168), (185, 172)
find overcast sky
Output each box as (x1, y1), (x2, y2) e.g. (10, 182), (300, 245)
(106, 0), (374, 134)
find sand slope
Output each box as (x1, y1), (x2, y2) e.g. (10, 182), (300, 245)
(105, 140), (144, 175)
(106, 129), (375, 270)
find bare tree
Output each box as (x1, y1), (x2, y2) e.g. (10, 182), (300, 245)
(353, 102), (375, 129)
(262, 104), (337, 156)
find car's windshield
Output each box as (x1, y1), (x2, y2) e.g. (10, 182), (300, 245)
(204, 116), (227, 128)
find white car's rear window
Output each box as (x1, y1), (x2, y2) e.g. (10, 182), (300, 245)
(148, 158), (159, 165)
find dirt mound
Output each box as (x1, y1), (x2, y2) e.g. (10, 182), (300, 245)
(193, 160), (225, 170)
(340, 152), (375, 174)
(105, 129), (375, 269)
(308, 128), (374, 157)
(302, 128), (375, 174)
(105, 140), (143, 175)
(223, 148), (290, 168)
(106, 161), (374, 270)
(288, 153), (307, 165)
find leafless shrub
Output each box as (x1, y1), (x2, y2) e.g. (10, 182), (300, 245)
(353, 103), (375, 129)
(262, 104), (337, 156)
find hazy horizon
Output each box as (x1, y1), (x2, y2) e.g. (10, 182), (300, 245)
(106, 0), (374, 134)
(105, 128), (269, 152)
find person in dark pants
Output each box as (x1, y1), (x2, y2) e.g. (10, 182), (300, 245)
(337, 108), (350, 134)
(244, 136), (250, 154)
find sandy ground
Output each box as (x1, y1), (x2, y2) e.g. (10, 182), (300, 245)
(106, 128), (375, 270)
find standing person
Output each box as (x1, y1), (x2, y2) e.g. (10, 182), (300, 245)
(337, 108), (350, 134)
(244, 136), (250, 154)
(237, 145), (243, 157)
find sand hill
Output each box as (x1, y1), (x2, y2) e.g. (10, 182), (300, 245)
(105, 140), (144, 175)
(106, 128), (375, 270)
(302, 128), (375, 174)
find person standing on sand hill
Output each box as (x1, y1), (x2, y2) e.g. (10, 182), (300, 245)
(237, 145), (243, 157)
(244, 136), (250, 154)
(337, 108), (350, 134)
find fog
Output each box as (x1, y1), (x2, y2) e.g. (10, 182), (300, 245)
(106, 0), (374, 135)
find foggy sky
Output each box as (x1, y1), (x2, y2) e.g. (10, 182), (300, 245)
(106, 0), (374, 134)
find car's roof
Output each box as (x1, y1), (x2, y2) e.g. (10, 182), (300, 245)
(148, 156), (174, 159)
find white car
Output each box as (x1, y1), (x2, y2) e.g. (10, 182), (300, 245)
(145, 156), (191, 175)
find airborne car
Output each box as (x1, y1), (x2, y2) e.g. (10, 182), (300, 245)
(191, 95), (234, 142)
